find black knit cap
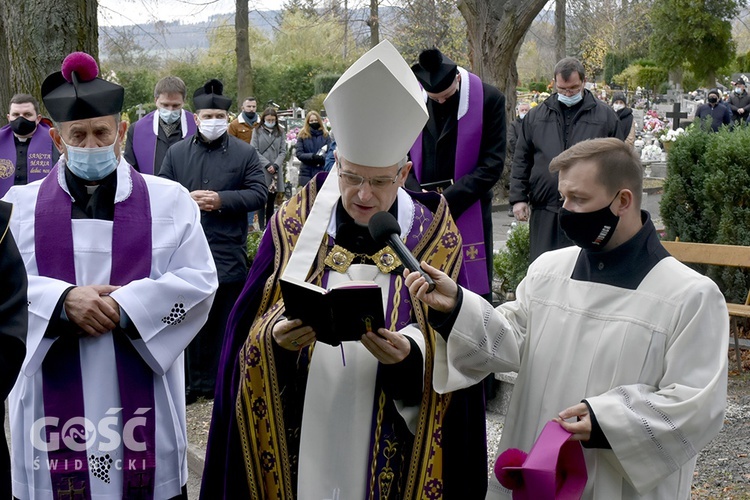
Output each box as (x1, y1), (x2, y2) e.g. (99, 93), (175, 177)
(611, 92), (627, 105)
(411, 48), (458, 93)
(41, 52), (124, 122)
(193, 79), (232, 111)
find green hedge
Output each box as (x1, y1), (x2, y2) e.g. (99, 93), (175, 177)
(661, 122), (750, 302)
(493, 222), (530, 296)
(314, 73), (341, 95)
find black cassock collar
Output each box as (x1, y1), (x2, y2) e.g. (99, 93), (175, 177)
(571, 211), (669, 290)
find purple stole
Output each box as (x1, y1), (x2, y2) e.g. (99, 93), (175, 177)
(0, 122), (54, 195)
(131, 110), (196, 174)
(34, 165), (157, 499)
(410, 72), (489, 295)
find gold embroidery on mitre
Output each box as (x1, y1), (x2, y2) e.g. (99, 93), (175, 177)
(324, 244), (403, 274)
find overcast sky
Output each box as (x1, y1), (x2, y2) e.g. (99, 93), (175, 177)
(98, 0), (286, 26)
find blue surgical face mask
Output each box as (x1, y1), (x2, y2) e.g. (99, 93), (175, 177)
(264, 120), (276, 128)
(159, 107), (181, 124)
(63, 136), (119, 181)
(558, 92), (583, 107)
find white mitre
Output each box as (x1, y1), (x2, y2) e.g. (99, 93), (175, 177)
(283, 40), (427, 281)
(324, 39), (428, 167)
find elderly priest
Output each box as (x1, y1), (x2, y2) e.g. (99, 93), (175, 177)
(2, 52), (217, 499)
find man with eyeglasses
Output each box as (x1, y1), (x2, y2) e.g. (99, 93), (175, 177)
(203, 41), (468, 499)
(510, 57), (623, 262)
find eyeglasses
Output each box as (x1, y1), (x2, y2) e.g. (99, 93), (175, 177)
(338, 166), (403, 189)
(557, 84), (582, 96)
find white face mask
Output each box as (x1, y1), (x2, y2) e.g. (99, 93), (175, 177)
(63, 136), (119, 181)
(613, 103), (625, 112)
(159, 107), (181, 124)
(519, 112), (527, 119)
(199, 118), (228, 141)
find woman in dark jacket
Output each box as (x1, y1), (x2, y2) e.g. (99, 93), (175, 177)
(295, 111), (331, 186)
(251, 107), (287, 229)
(611, 92), (635, 146)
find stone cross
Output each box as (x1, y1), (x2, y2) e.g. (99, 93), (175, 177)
(136, 104), (146, 121)
(666, 88), (682, 104)
(666, 102), (688, 129)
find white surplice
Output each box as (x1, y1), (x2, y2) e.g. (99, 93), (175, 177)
(2, 159), (218, 499)
(433, 246), (728, 499)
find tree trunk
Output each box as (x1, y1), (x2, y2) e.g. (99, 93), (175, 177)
(0, 0), (98, 121)
(0, 13), (11, 127)
(555, 0), (566, 62)
(236, 0), (254, 102)
(369, 0), (379, 48)
(458, 0), (548, 126)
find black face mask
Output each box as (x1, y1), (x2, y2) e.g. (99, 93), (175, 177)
(708, 96), (718, 104)
(243, 111), (257, 123)
(10, 116), (37, 136)
(559, 191), (620, 251)
(309, 122), (321, 130)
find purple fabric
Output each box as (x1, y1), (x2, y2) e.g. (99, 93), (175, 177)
(0, 122), (55, 195)
(454, 73), (488, 294)
(408, 72), (488, 294)
(131, 110), (196, 174)
(35, 165), (156, 499)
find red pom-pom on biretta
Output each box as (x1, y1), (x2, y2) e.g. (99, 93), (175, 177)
(494, 447), (528, 490)
(61, 52), (99, 83)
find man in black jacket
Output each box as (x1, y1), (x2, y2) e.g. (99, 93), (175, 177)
(510, 57), (622, 262)
(160, 79), (267, 402)
(728, 76), (750, 125)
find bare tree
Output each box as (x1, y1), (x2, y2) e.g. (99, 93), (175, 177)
(555, 0), (566, 61)
(458, 0), (548, 122)
(368, 0), (379, 47)
(236, 0), (254, 100)
(0, 0), (98, 123)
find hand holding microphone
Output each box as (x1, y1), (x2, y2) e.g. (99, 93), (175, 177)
(368, 211), (435, 293)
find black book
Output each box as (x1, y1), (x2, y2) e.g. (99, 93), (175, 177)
(280, 275), (386, 346)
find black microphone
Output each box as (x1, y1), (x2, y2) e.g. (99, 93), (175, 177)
(368, 211), (435, 293)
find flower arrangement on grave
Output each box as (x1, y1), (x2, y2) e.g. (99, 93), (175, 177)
(285, 126), (300, 148)
(643, 110), (667, 134)
(641, 143), (663, 162)
(659, 127), (685, 142)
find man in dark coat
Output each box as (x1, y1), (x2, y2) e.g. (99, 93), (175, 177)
(510, 57), (622, 262)
(124, 76), (196, 175)
(728, 77), (750, 125)
(0, 200), (26, 498)
(160, 79), (267, 402)
(695, 88), (732, 132)
(507, 101), (531, 161)
(408, 48), (505, 301)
